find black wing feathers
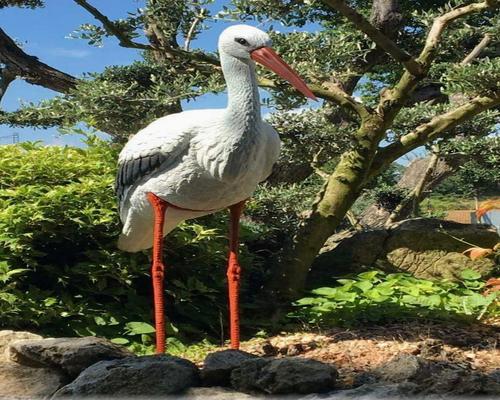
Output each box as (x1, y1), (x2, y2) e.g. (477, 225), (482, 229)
(115, 151), (167, 205)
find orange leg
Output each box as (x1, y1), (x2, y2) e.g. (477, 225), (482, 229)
(147, 192), (168, 354)
(227, 200), (245, 349)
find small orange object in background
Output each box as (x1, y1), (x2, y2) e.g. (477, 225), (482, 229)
(483, 278), (500, 296)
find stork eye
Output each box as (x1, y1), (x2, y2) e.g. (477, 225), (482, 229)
(235, 37), (249, 46)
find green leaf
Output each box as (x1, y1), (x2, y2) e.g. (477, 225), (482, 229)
(354, 280), (373, 292)
(312, 287), (338, 296)
(460, 269), (482, 280)
(358, 271), (379, 280)
(110, 338), (129, 345)
(125, 322), (156, 335)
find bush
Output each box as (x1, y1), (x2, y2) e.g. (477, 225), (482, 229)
(0, 138), (264, 350)
(291, 270), (499, 327)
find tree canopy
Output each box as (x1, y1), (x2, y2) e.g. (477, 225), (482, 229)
(0, 0), (498, 301)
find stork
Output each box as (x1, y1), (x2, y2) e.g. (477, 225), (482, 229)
(116, 25), (316, 353)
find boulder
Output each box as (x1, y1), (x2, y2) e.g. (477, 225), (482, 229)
(52, 355), (199, 397)
(311, 218), (498, 282)
(201, 349), (258, 387)
(231, 357), (338, 394)
(0, 362), (67, 399)
(8, 336), (133, 378)
(372, 354), (433, 383)
(299, 382), (419, 399)
(0, 330), (42, 361)
(421, 368), (500, 395)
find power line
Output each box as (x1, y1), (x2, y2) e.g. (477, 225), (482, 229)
(0, 132), (20, 144)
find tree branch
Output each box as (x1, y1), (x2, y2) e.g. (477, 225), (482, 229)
(368, 93), (500, 180)
(321, 0), (423, 76)
(72, 0), (152, 50)
(461, 33), (492, 65)
(377, 0), (495, 122)
(418, 1), (494, 67)
(0, 65), (16, 102)
(258, 76), (371, 118)
(0, 27), (77, 93)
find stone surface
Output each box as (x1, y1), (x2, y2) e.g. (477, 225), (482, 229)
(231, 357), (338, 394)
(422, 368), (500, 395)
(0, 330), (42, 360)
(8, 336), (133, 378)
(299, 382), (419, 399)
(201, 349), (258, 387)
(183, 387), (259, 399)
(0, 362), (67, 399)
(312, 218), (498, 282)
(373, 354), (433, 383)
(52, 355), (199, 397)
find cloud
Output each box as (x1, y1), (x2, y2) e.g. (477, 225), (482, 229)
(49, 47), (91, 59)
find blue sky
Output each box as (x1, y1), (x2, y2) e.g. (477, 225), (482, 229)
(0, 1), (423, 163)
(1, 0), (293, 146)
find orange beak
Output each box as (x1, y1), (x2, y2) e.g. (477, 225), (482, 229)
(250, 47), (317, 101)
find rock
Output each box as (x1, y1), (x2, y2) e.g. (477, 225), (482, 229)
(310, 230), (388, 284)
(8, 336), (133, 378)
(52, 355), (199, 397)
(0, 330), (42, 360)
(231, 357), (338, 394)
(201, 349), (258, 387)
(299, 382), (419, 399)
(182, 387), (259, 399)
(385, 250), (495, 280)
(0, 362), (67, 399)
(422, 368), (500, 395)
(312, 218), (498, 281)
(373, 354), (433, 383)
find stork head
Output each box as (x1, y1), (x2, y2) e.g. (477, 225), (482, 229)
(219, 25), (317, 100)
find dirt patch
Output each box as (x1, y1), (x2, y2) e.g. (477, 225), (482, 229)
(240, 321), (499, 389)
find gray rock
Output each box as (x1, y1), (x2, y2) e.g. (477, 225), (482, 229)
(52, 355), (199, 397)
(422, 368), (500, 395)
(201, 349), (258, 386)
(182, 386), (259, 399)
(373, 354), (432, 383)
(231, 357), (338, 394)
(0, 330), (42, 361)
(8, 336), (133, 378)
(312, 219), (498, 282)
(0, 362), (67, 399)
(298, 382), (419, 399)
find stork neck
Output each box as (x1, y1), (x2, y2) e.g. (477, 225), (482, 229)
(221, 52), (261, 129)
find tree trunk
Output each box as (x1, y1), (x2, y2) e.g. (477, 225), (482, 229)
(268, 116), (385, 300)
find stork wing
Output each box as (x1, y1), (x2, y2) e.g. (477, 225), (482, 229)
(115, 118), (192, 208)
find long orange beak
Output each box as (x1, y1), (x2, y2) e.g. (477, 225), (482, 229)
(250, 47), (317, 101)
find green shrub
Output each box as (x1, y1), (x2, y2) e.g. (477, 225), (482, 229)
(0, 138), (264, 349)
(291, 270), (499, 326)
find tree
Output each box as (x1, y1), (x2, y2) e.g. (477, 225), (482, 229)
(1, 0), (498, 303)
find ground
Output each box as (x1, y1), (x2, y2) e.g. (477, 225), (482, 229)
(178, 319), (499, 389)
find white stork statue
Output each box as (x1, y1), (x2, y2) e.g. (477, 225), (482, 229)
(116, 24), (316, 353)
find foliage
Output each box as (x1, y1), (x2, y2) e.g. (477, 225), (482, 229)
(291, 270), (499, 327)
(0, 0), (43, 8)
(0, 138), (265, 346)
(435, 135), (500, 197)
(3, 0), (499, 304)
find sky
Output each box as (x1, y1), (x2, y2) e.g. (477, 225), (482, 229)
(1, 0), (316, 147)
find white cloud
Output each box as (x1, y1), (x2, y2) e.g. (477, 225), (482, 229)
(49, 48), (91, 59)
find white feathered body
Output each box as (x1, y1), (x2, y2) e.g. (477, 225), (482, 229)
(117, 108), (280, 252)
